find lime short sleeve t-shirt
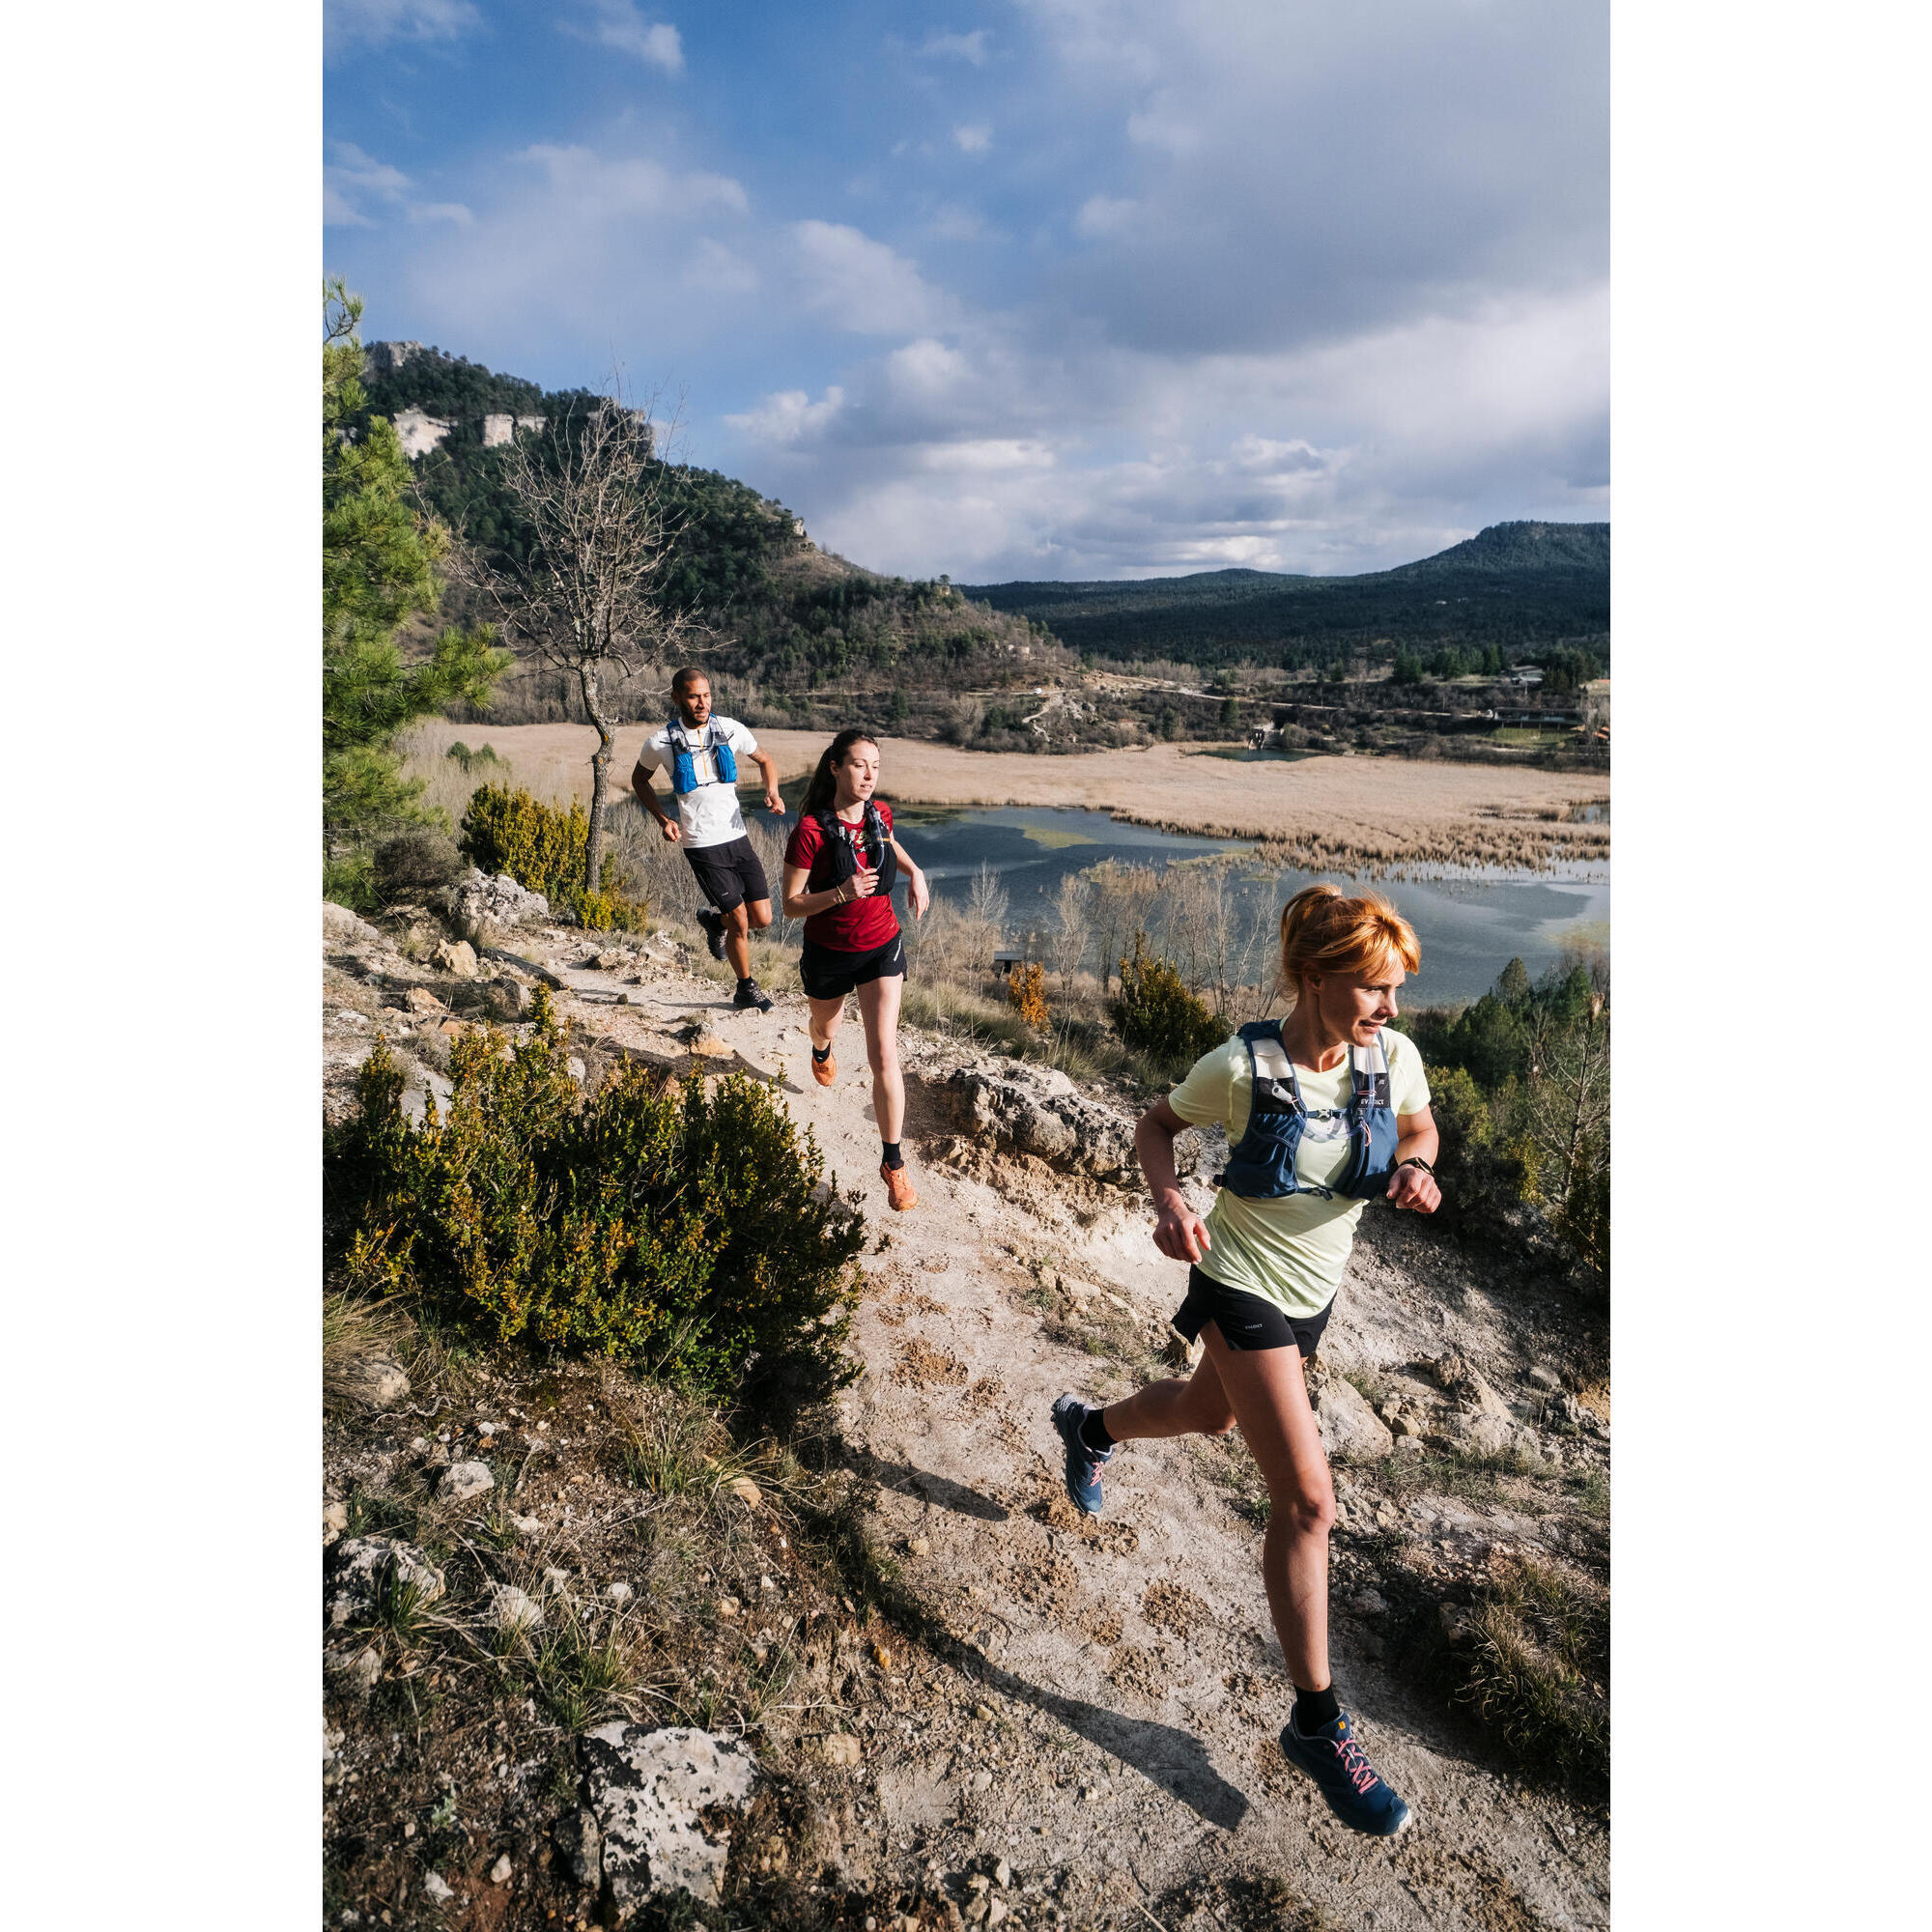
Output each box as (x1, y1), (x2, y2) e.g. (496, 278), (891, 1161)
(1167, 1029), (1431, 1320)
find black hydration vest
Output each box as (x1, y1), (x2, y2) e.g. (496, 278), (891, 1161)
(811, 803), (898, 897)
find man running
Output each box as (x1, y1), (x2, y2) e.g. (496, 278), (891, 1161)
(632, 669), (785, 1012)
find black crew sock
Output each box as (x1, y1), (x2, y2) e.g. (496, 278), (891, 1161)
(736, 976), (753, 992)
(1293, 1683), (1341, 1734)
(881, 1140), (904, 1171)
(812, 1043), (832, 1063)
(1078, 1406), (1116, 1455)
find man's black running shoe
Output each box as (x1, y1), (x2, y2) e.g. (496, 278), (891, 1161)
(733, 980), (773, 1012)
(696, 908), (728, 961)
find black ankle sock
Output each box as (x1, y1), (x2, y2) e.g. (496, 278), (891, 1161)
(881, 1140), (904, 1170)
(1079, 1406), (1116, 1454)
(812, 1043), (831, 1063)
(736, 976), (753, 992)
(1293, 1684), (1340, 1733)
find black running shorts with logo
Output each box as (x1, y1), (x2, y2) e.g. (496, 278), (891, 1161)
(1171, 1264), (1335, 1356)
(799, 932), (906, 1002)
(683, 836), (770, 913)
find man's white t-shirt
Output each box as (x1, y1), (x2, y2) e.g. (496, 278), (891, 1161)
(635, 715), (758, 849)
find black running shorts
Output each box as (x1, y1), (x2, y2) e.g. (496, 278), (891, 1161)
(683, 836), (770, 913)
(799, 933), (906, 1002)
(1171, 1264), (1335, 1356)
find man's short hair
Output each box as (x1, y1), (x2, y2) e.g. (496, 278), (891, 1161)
(671, 667), (708, 696)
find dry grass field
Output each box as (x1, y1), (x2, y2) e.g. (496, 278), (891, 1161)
(402, 720), (1609, 874)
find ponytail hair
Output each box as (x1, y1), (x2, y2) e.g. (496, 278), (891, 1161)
(801, 728), (879, 818)
(1278, 883), (1421, 1001)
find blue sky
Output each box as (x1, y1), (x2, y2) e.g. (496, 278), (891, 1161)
(325, 1), (1607, 581)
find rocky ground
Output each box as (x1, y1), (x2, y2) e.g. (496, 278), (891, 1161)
(323, 880), (1609, 1932)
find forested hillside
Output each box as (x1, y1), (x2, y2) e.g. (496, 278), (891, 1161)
(359, 345), (1065, 723)
(965, 522), (1610, 668)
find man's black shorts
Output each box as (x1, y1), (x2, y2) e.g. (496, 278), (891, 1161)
(1171, 1264), (1334, 1356)
(799, 933), (906, 1002)
(683, 836), (770, 913)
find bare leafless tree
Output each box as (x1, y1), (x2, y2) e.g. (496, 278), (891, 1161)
(476, 379), (694, 897)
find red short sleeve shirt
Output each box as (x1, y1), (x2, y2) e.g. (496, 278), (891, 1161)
(785, 801), (900, 952)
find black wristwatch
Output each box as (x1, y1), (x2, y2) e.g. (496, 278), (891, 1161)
(1396, 1155), (1435, 1177)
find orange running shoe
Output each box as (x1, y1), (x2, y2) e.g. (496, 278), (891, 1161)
(810, 1047), (837, 1087)
(880, 1162), (919, 1211)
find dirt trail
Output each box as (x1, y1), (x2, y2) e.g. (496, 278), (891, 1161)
(535, 948), (1611, 1930)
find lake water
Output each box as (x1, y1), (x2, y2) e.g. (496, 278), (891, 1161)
(888, 806), (1607, 1010)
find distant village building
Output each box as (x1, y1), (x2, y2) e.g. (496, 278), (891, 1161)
(991, 951), (1026, 979)
(1508, 665), (1545, 688)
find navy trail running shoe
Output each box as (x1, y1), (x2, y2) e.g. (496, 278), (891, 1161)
(1051, 1395), (1113, 1517)
(1279, 1707), (1412, 1836)
(696, 907), (728, 961)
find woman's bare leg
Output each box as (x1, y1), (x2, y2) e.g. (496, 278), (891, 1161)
(856, 971), (905, 1144)
(806, 994), (847, 1054)
(1100, 1347), (1237, 1441)
(1197, 1322), (1334, 1691)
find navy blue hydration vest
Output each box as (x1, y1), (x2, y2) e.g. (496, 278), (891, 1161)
(1215, 1019), (1401, 1202)
(666, 715), (738, 795)
(812, 803), (898, 897)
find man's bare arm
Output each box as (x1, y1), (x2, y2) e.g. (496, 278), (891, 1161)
(632, 762), (680, 842)
(750, 748), (785, 814)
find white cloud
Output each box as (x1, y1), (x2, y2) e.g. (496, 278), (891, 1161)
(725, 386), (847, 445)
(567, 2), (685, 73)
(325, 142), (411, 226)
(325, 0), (479, 56)
(681, 238), (759, 296)
(952, 125), (992, 156)
(1074, 195), (1138, 238)
(517, 144), (747, 216)
(790, 221), (951, 335)
(919, 29), (990, 65)
(411, 202), (475, 226)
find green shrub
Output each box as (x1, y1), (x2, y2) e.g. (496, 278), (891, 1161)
(444, 740), (505, 774)
(1425, 1065), (1532, 1241)
(372, 829), (465, 904)
(459, 783), (588, 904)
(1453, 1555), (1608, 1796)
(1112, 933), (1229, 1065)
(459, 782), (647, 930)
(324, 988), (865, 1399)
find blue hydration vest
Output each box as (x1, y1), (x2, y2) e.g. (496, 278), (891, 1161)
(666, 715), (738, 795)
(1215, 1019), (1401, 1202)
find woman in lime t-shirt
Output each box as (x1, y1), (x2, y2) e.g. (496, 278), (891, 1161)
(1051, 885), (1441, 1837)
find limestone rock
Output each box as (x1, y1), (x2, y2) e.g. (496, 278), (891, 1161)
(489, 1855), (513, 1885)
(938, 1064), (1136, 1181)
(439, 1461), (495, 1503)
(421, 1872), (454, 1904)
(1312, 1375), (1395, 1463)
(1527, 1364), (1563, 1392)
(484, 1582), (543, 1633)
(431, 938), (479, 979)
(1429, 1352), (1510, 1419)
(323, 1643), (384, 1694)
(327, 1537), (446, 1629)
(1439, 1409), (1514, 1457)
(324, 902), (385, 951)
(337, 1355), (411, 1410)
(552, 1807), (602, 1887)
(405, 986), (445, 1015)
(820, 1733), (862, 1768)
(438, 868), (551, 947)
(323, 1500), (349, 1543)
(581, 1723), (760, 1911)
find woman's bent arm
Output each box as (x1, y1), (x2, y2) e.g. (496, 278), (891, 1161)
(1137, 1095), (1211, 1262)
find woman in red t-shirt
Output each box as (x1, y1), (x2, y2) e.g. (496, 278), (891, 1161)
(781, 729), (931, 1211)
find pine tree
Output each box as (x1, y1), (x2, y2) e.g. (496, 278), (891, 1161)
(322, 279), (507, 897)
